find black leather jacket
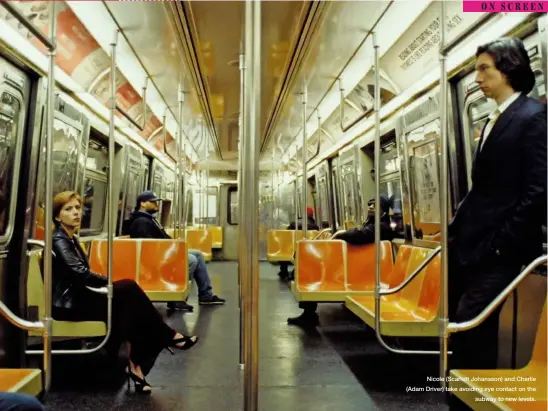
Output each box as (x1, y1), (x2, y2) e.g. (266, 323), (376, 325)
(51, 225), (107, 310)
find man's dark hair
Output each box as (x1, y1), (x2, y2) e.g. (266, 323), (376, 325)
(476, 37), (535, 94)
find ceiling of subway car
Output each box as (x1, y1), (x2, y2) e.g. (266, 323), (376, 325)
(167, 0), (312, 163)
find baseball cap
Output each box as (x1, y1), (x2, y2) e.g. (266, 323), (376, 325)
(136, 190), (162, 206)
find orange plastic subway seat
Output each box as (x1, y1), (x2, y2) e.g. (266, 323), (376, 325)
(291, 240), (394, 302)
(0, 369), (42, 396)
(296, 240), (346, 291)
(345, 242), (394, 291)
(267, 230), (297, 262)
(88, 239), (189, 302)
(208, 226), (223, 249)
(186, 229), (213, 261)
(345, 246), (441, 337)
(88, 239), (138, 282)
(450, 301), (547, 410)
(139, 239), (189, 300)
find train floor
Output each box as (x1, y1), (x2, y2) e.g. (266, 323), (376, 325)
(42, 262), (448, 410)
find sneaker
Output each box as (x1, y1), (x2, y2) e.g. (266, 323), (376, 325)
(167, 301), (194, 311)
(199, 295), (226, 305)
(287, 312), (319, 327)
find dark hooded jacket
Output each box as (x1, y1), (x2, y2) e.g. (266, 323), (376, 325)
(123, 210), (171, 239)
(334, 195), (396, 245)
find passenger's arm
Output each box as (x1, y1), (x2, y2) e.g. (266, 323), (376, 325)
(337, 225), (374, 245)
(53, 238), (107, 287)
(493, 111), (547, 255)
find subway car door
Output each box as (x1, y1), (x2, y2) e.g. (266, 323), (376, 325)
(0, 56), (40, 367)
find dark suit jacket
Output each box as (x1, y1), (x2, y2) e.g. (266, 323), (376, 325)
(449, 94), (547, 267)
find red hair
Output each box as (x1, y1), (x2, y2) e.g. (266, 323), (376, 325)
(306, 206), (314, 217)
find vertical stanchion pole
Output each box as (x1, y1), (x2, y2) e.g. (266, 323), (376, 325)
(105, 29), (118, 355)
(301, 86), (308, 237)
(439, 1), (449, 391)
(206, 133), (210, 229)
(178, 85), (185, 239)
(372, 32), (382, 332)
(42, 0), (57, 394)
(243, 1), (260, 409)
(271, 148), (275, 229)
(238, 48), (246, 368)
(174, 130), (179, 239)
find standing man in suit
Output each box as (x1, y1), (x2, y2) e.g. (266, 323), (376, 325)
(448, 37), (546, 370)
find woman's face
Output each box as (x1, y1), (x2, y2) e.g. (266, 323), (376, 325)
(56, 197), (82, 229)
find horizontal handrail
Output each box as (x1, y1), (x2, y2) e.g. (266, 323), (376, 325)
(314, 228), (332, 239)
(380, 246), (441, 296)
(27, 239), (45, 249)
(448, 254), (547, 334)
(0, 300), (44, 333)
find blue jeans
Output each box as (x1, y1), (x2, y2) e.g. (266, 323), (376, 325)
(188, 249), (213, 298)
(0, 393), (44, 411)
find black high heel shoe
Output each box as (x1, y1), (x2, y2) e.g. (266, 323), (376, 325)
(126, 367), (152, 394)
(167, 335), (199, 353)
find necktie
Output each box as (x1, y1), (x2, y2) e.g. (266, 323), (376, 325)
(480, 109), (500, 151)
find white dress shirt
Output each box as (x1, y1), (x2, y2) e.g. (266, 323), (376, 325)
(480, 92), (521, 151)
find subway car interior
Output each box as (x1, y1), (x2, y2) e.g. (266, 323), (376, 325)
(0, 1), (546, 410)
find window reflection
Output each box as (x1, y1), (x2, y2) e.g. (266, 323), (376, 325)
(229, 188), (238, 224)
(341, 163), (357, 226)
(80, 178), (107, 232)
(317, 177), (329, 227)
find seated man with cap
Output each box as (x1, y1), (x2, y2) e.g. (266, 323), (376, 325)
(124, 190), (225, 310)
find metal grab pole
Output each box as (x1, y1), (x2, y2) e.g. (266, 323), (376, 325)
(301, 85), (308, 237)
(178, 86), (186, 239)
(238, 49), (246, 368)
(206, 133), (210, 229)
(243, 1), (260, 408)
(439, 0), (449, 392)
(373, 29), (382, 341)
(182, 84), (187, 239)
(271, 149), (275, 230)
(42, 0), (57, 394)
(174, 130), (179, 239)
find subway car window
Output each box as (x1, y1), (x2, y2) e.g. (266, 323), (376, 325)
(0, 91), (21, 237)
(341, 164), (357, 226)
(228, 187), (238, 225)
(408, 119), (441, 235)
(317, 177), (329, 226)
(80, 140), (108, 233)
(80, 177), (107, 232)
(35, 116), (81, 238)
(86, 140), (108, 172)
(52, 118), (80, 194)
(192, 188), (217, 225)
